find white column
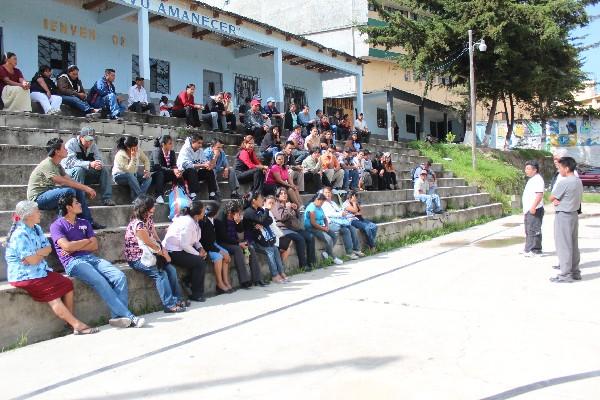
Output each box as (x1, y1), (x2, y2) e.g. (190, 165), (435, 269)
(386, 91), (393, 141)
(273, 47), (284, 106)
(355, 71), (364, 115)
(137, 8), (150, 92)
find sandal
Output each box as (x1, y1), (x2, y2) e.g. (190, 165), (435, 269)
(178, 299), (191, 308)
(164, 305), (186, 313)
(73, 327), (100, 335)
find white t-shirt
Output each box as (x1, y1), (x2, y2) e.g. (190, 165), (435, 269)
(355, 118), (368, 131)
(414, 178), (429, 197)
(522, 173), (544, 214)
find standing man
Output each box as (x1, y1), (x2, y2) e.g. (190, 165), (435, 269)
(521, 160), (544, 257)
(62, 126), (115, 207)
(128, 77), (156, 115)
(549, 157), (583, 282)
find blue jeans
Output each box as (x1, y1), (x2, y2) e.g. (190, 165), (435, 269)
(351, 219), (378, 248)
(254, 243), (284, 277)
(35, 187), (92, 222)
(114, 172), (151, 200)
(338, 225), (359, 254)
(343, 169), (360, 190)
(307, 227), (337, 256)
(91, 93), (125, 118)
(415, 194), (442, 215)
(128, 259), (182, 309)
(67, 254), (133, 319)
(61, 95), (93, 113)
(67, 166), (112, 202)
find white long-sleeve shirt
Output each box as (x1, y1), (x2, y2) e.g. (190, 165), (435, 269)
(128, 85), (148, 106)
(162, 215), (203, 256)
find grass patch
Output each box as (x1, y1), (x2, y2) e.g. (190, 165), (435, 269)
(408, 142), (524, 212)
(0, 332), (28, 353)
(583, 193), (600, 203)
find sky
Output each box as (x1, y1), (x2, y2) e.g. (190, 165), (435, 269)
(572, 4), (600, 82)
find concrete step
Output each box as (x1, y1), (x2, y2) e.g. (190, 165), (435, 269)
(0, 190), (485, 277)
(0, 177), (467, 211)
(0, 126), (243, 148)
(0, 202), (503, 349)
(0, 185), (479, 233)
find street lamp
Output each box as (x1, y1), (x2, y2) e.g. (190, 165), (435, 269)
(468, 30), (486, 169)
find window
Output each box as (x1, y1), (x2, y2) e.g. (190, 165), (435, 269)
(132, 55), (170, 94)
(38, 36), (76, 78)
(404, 69), (411, 82)
(447, 121), (453, 133)
(234, 74), (259, 106)
(406, 114), (416, 134)
(284, 85), (307, 110)
(430, 121), (437, 137)
(377, 108), (387, 128)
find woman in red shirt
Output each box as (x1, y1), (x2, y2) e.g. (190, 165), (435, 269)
(234, 135), (267, 194)
(170, 83), (202, 128)
(0, 52), (31, 112)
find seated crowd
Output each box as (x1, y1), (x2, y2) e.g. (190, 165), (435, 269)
(4, 81), (445, 335)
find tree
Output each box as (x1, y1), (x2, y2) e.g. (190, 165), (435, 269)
(361, 0), (598, 148)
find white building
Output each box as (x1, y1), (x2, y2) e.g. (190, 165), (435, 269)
(201, 0), (465, 141)
(0, 0), (363, 114)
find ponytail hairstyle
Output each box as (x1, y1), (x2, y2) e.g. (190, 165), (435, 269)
(179, 200), (205, 219)
(116, 136), (139, 151)
(154, 134), (172, 148)
(5, 200), (38, 245)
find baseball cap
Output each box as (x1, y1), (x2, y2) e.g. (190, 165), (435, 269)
(266, 97), (275, 103)
(79, 126), (96, 141)
(252, 94), (262, 101)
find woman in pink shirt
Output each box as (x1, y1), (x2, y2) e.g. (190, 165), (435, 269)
(264, 153), (302, 208)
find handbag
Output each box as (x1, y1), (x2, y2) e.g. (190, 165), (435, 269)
(255, 225), (277, 247)
(168, 183), (191, 220)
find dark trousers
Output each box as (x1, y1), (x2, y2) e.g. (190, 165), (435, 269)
(183, 168), (218, 195)
(383, 171), (397, 189)
(168, 250), (206, 298)
(286, 229), (316, 267)
(304, 172), (322, 193)
(172, 107), (200, 127)
(236, 168), (264, 194)
(247, 127), (265, 145)
(524, 207), (544, 253)
(128, 102), (156, 115)
(218, 242), (261, 284)
(152, 169), (178, 197)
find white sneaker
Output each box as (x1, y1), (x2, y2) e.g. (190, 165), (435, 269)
(333, 257), (344, 265)
(108, 317), (132, 328)
(131, 317), (145, 328)
(189, 192), (197, 200)
(349, 253), (359, 260)
(354, 250), (366, 257)
(155, 195), (165, 204)
(321, 251), (329, 260)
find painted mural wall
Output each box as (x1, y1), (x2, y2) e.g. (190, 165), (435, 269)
(476, 117), (600, 166)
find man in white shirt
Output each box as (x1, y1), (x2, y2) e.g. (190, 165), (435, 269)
(354, 113), (371, 143)
(128, 77), (156, 115)
(414, 170), (443, 216)
(522, 160), (545, 256)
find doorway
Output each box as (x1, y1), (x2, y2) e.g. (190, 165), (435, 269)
(203, 70), (222, 105)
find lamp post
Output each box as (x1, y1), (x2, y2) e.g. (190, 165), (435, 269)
(468, 30), (486, 169)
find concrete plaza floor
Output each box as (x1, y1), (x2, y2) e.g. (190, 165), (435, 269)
(1, 204), (599, 400)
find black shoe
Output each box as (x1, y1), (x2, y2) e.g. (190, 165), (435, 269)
(216, 286), (228, 295)
(189, 295), (206, 302)
(434, 209), (445, 214)
(231, 191), (241, 199)
(552, 265), (560, 270)
(91, 222), (106, 230)
(241, 282), (252, 289)
(572, 272), (582, 280)
(254, 280), (268, 287)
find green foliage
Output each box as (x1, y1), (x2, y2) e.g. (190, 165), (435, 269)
(510, 148), (552, 159)
(408, 141), (524, 212)
(0, 332), (28, 353)
(445, 131), (456, 143)
(583, 193), (600, 204)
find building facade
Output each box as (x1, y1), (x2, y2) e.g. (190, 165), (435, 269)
(0, 0), (363, 114)
(201, 0), (465, 141)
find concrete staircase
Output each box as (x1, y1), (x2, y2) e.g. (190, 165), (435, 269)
(0, 110), (503, 348)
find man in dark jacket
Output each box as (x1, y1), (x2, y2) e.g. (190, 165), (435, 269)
(87, 68), (125, 120)
(56, 65), (99, 115)
(215, 201), (267, 287)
